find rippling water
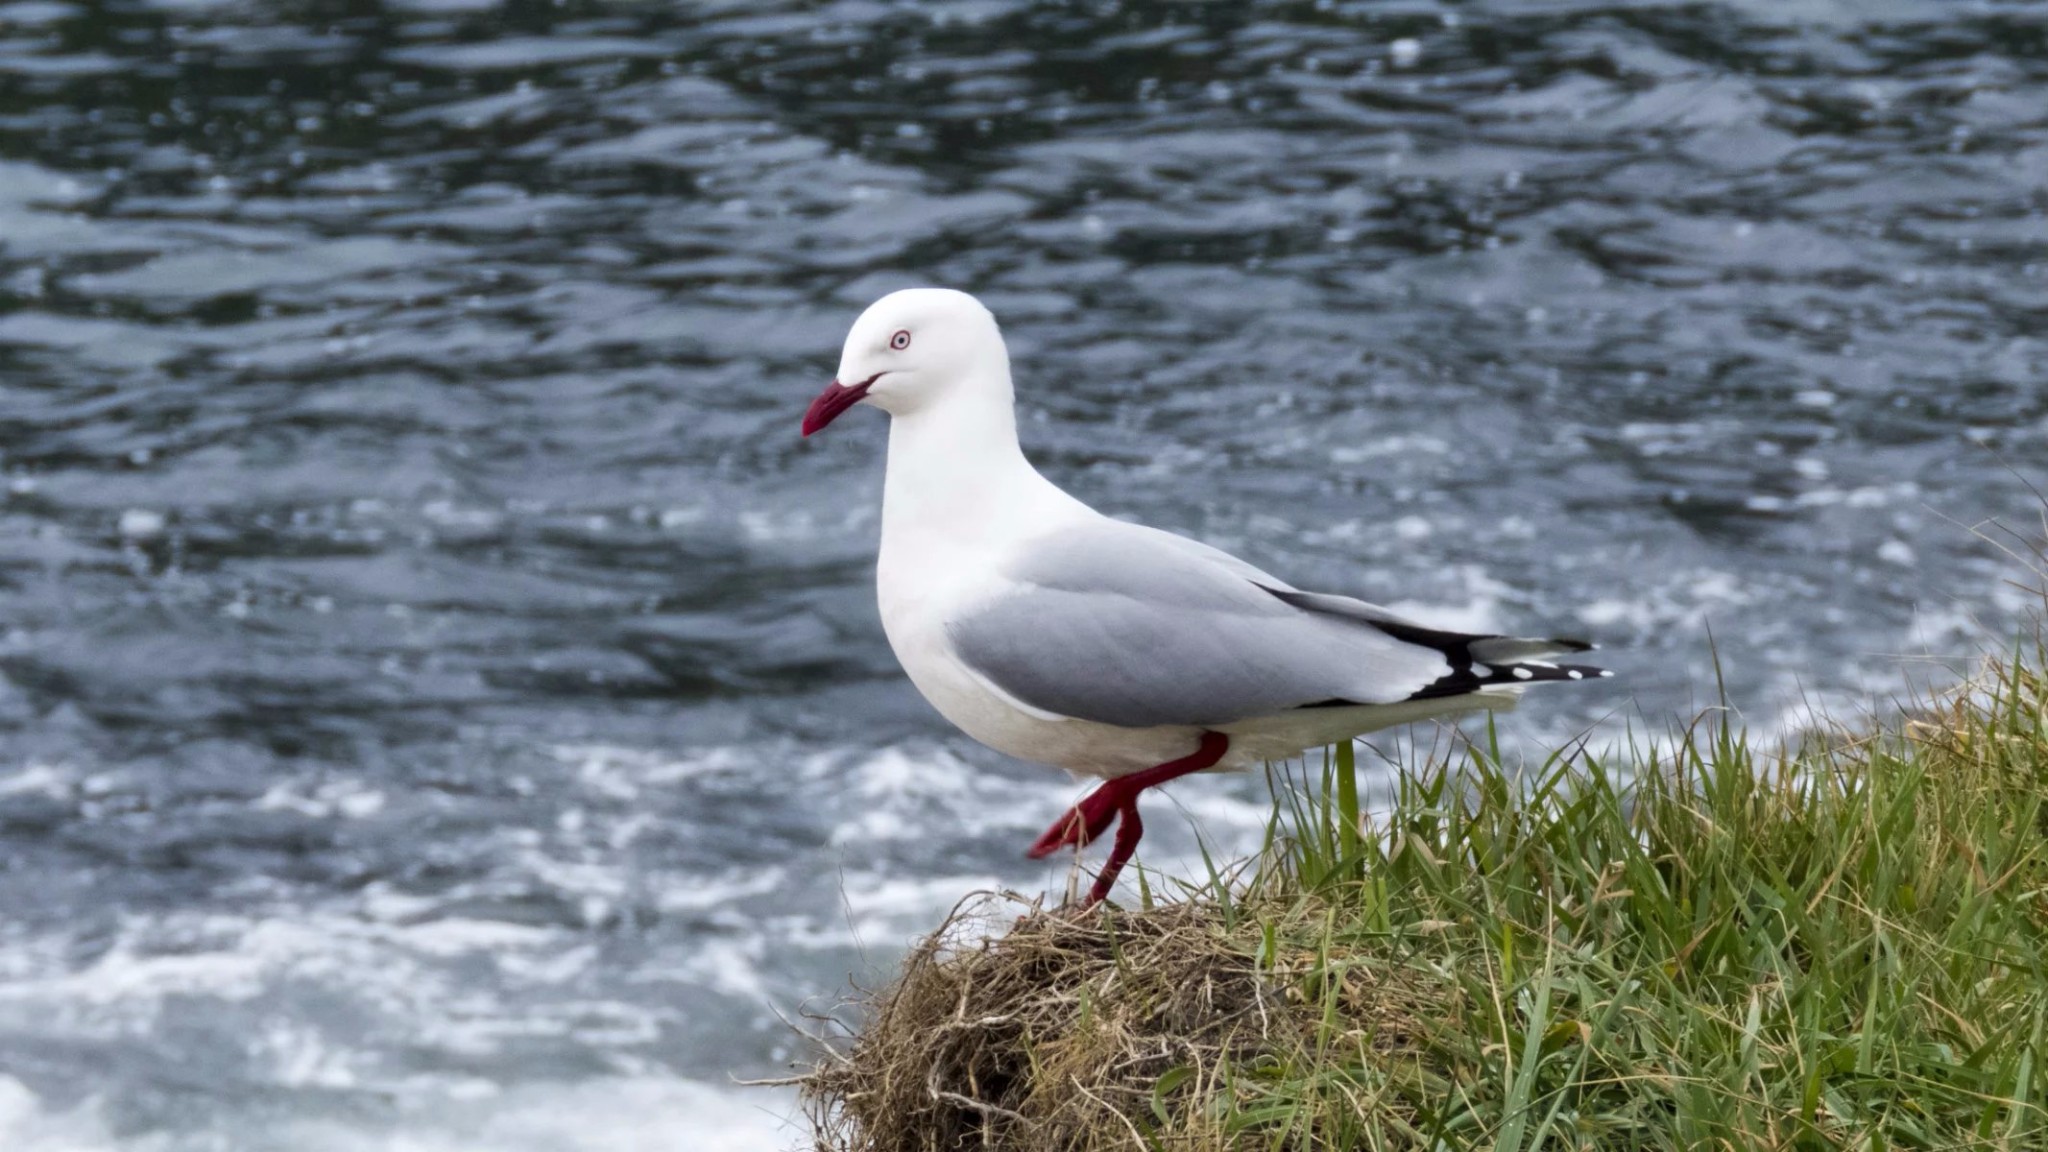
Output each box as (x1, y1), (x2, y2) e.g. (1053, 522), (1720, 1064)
(1, 0), (2044, 1144)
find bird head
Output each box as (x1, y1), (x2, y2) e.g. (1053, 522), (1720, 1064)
(802, 288), (1009, 437)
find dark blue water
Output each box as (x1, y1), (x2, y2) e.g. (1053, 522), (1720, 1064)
(1, 0), (2044, 1144)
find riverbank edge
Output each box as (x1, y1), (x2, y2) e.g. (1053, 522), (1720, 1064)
(801, 652), (2048, 1149)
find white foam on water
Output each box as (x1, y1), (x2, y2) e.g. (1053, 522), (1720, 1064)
(665, 934), (778, 1001)
(398, 916), (561, 959)
(551, 740), (770, 799)
(0, 897), (808, 1146)
(0, 1076), (106, 1151)
(0, 904), (580, 1043)
(0, 1073), (800, 1152)
(825, 744), (1052, 845)
(117, 508), (166, 538)
(836, 872), (1009, 944)
(394, 1079), (802, 1152)
(1327, 433), (1449, 464)
(256, 777), (387, 819)
(1573, 566), (1753, 634)
(0, 761), (72, 797)
(652, 865), (790, 913)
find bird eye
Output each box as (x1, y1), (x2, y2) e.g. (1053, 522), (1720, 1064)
(889, 330), (911, 351)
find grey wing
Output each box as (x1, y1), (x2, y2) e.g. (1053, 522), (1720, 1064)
(945, 523), (1458, 728)
(1268, 589), (1596, 665)
(1122, 521), (1300, 592)
(1112, 524), (1591, 666)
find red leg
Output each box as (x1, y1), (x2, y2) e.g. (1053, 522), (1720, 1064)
(1025, 783), (1124, 858)
(1026, 732), (1231, 902)
(1086, 801), (1144, 905)
(1028, 731), (1230, 857)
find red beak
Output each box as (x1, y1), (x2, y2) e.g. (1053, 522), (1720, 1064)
(801, 375), (875, 437)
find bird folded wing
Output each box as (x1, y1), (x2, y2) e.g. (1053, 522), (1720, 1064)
(944, 523), (1457, 729)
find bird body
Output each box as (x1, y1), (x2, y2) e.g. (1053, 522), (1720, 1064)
(878, 508), (1532, 779)
(804, 287), (1609, 902)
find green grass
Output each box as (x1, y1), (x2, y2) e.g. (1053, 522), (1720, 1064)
(1191, 653), (2048, 1148)
(805, 651), (2048, 1150)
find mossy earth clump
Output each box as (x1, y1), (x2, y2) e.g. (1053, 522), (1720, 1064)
(804, 656), (2048, 1150)
(803, 896), (1443, 1150)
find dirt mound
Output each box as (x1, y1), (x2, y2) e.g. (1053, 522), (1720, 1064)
(801, 893), (1438, 1151)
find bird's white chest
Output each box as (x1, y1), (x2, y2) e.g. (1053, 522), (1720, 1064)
(875, 538), (1016, 733)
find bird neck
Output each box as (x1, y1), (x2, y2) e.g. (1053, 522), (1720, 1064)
(880, 385), (1080, 554)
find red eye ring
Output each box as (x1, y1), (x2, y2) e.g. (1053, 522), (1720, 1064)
(889, 329), (911, 350)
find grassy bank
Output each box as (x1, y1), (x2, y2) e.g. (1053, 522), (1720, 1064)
(803, 654), (2048, 1150)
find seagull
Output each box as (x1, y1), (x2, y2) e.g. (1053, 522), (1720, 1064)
(803, 288), (1610, 905)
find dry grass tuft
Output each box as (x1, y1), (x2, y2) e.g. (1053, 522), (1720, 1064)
(802, 892), (1443, 1151)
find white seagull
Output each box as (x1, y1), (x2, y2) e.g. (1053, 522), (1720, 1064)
(803, 288), (1610, 905)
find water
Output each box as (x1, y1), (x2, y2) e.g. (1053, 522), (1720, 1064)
(1, 0), (2043, 1144)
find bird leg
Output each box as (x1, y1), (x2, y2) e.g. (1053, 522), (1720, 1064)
(1026, 731), (1230, 905)
(1025, 778), (1126, 858)
(1085, 800), (1146, 905)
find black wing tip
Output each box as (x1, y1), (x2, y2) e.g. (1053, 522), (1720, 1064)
(1400, 659), (1614, 702)
(1272, 588), (1604, 660)
(1294, 661), (1614, 711)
